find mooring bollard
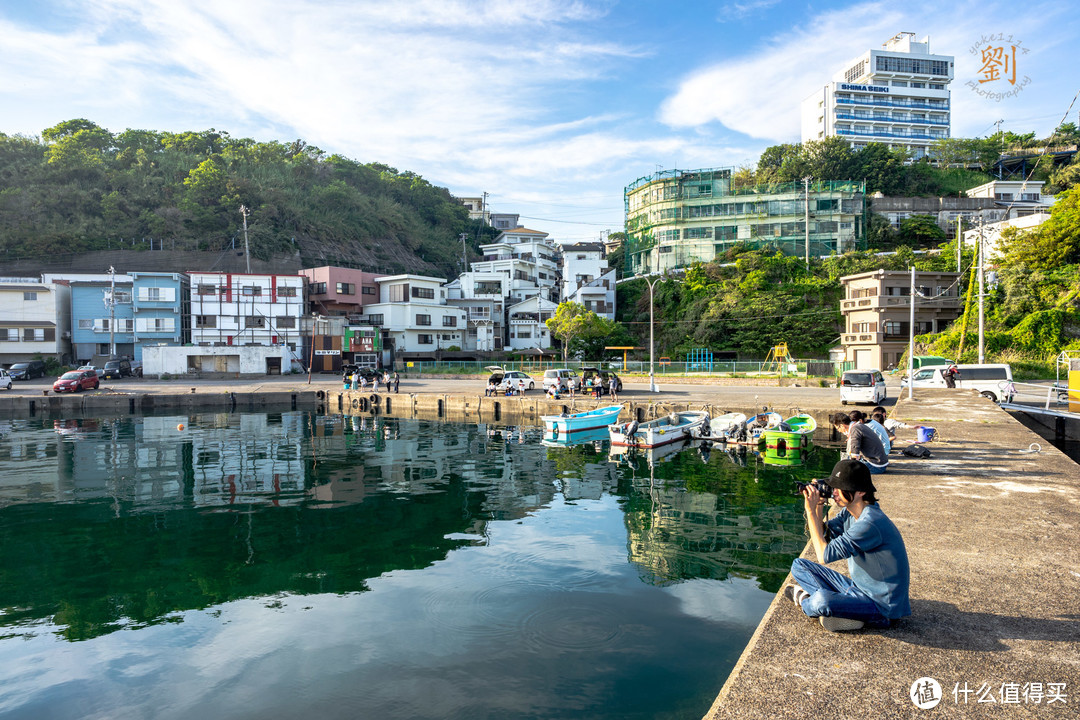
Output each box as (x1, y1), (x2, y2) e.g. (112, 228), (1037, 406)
(191, 388), (196, 394)
(42, 390), (49, 396)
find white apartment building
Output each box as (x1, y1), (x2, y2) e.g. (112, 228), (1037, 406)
(0, 277), (71, 365)
(188, 272), (305, 349)
(560, 242), (616, 319)
(363, 275), (466, 354)
(801, 32), (953, 159)
(506, 295), (556, 351)
(470, 227), (561, 305)
(444, 271), (508, 352)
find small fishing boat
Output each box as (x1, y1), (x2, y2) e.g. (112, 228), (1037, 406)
(763, 414), (817, 465)
(695, 411), (747, 440)
(608, 411), (710, 448)
(731, 411), (783, 447)
(542, 405), (623, 436)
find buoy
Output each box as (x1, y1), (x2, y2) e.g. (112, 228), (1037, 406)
(177, 423), (185, 431)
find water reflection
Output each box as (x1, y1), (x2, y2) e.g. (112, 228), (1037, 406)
(0, 412), (834, 720)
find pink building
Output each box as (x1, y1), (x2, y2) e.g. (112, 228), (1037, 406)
(300, 267), (384, 316)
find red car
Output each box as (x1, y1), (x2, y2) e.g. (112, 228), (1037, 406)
(53, 370), (100, 393)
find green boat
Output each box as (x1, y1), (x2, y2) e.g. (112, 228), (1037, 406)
(763, 414), (816, 465)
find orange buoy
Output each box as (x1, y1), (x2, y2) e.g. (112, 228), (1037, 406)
(177, 423), (185, 431)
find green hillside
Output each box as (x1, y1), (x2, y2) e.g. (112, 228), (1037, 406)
(0, 120), (495, 276)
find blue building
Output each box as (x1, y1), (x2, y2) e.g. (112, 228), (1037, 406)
(131, 272), (190, 358)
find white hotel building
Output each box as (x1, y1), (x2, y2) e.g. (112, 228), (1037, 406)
(801, 32), (954, 160)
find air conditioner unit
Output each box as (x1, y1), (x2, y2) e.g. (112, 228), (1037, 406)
(61, 331), (71, 339)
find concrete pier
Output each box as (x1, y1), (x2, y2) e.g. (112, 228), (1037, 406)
(704, 389), (1080, 719)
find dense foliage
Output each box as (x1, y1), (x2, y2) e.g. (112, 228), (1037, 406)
(0, 119), (494, 275)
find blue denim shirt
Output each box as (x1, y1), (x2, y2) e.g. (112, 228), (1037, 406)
(824, 504), (911, 619)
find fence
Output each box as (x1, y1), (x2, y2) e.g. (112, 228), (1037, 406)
(396, 359), (847, 378)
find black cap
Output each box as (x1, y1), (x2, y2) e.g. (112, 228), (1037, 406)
(828, 459), (877, 494)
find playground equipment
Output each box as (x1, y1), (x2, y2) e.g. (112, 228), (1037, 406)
(686, 348), (713, 372)
(761, 343), (795, 376)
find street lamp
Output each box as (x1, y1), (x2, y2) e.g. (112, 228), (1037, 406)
(645, 274), (669, 393)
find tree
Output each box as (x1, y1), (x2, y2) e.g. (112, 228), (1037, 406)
(546, 302), (616, 361)
(999, 186), (1080, 269)
(897, 215), (945, 246)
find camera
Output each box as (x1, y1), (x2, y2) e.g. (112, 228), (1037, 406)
(794, 479), (833, 498)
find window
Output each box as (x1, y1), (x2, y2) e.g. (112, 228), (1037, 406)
(113, 290), (132, 304)
(139, 287), (175, 302)
(892, 80), (908, 87)
(245, 316), (265, 328)
(2, 329), (17, 341)
(242, 285), (262, 296)
(367, 314), (384, 325)
(23, 292), (37, 301)
(362, 286), (376, 295)
(276, 316), (295, 329)
(277, 286), (297, 297)
(883, 321), (907, 338)
(389, 284), (407, 303)
(78, 319), (93, 330)
(136, 317), (176, 332)
(197, 284), (216, 295)
(929, 83), (944, 90)
(195, 315), (216, 329)
(309, 282), (327, 295)
(910, 82), (925, 89)
(417, 334), (433, 345)
(411, 286), (435, 300)
(441, 333), (454, 341)
(442, 316), (457, 327)
(416, 314), (432, 326)
(336, 282), (355, 295)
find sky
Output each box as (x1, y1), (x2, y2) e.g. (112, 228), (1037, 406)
(1, 0), (1076, 244)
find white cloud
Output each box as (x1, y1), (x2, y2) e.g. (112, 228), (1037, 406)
(717, 0), (783, 22)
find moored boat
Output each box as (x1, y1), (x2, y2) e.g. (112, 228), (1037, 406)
(763, 413), (817, 465)
(695, 411), (747, 440)
(732, 411), (782, 447)
(542, 404), (623, 435)
(608, 411), (710, 448)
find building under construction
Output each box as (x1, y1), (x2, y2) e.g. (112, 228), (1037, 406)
(623, 168), (866, 276)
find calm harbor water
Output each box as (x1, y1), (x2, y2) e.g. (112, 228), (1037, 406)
(0, 412), (839, 720)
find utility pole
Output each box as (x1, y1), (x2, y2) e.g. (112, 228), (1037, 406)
(977, 219), (986, 364)
(481, 191), (488, 225)
(907, 266), (915, 400)
(956, 216), (963, 272)
(803, 177), (812, 270)
(239, 205), (251, 274)
(107, 265), (117, 359)
(459, 232), (469, 270)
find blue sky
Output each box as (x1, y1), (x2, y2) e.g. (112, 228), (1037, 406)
(1, 0), (1075, 244)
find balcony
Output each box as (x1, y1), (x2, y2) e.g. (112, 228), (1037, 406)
(835, 96), (949, 111)
(841, 296), (960, 312)
(835, 112), (949, 126)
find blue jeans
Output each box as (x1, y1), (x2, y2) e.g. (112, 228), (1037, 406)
(790, 558), (890, 627)
(860, 458), (888, 474)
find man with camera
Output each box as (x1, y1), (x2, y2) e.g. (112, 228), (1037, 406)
(786, 459), (910, 632)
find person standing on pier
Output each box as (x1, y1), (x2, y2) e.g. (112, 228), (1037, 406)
(786, 459), (910, 632)
(608, 376), (619, 402)
(393, 371), (400, 394)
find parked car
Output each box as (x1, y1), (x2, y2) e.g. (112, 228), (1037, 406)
(8, 360), (47, 380)
(341, 364), (381, 382)
(900, 363), (1013, 402)
(581, 366), (622, 395)
(839, 369), (887, 405)
(130, 360), (143, 377)
(53, 370), (100, 393)
(542, 368), (579, 392)
(103, 358), (133, 379)
(484, 366), (535, 392)
(77, 365), (103, 378)
(0, 369), (11, 390)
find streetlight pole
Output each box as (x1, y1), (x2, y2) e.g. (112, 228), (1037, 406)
(646, 275), (666, 393)
(307, 312), (319, 385)
(240, 205), (251, 274)
(907, 266), (916, 400)
(108, 265), (117, 358)
(977, 221), (986, 364)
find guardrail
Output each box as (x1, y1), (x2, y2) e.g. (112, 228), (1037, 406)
(1001, 379), (1075, 409)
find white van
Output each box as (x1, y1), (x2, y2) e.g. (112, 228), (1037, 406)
(542, 368), (579, 392)
(900, 363), (1013, 402)
(840, 369), (887, 405)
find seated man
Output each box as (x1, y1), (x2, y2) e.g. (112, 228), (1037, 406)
(786, 459), (911, 632)
(831, 411), (888, 474)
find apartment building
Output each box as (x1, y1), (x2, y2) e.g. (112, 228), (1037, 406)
(130, 272), (190, 355)
(188, 272), (305, 349)
(300, 266), (383, 316)
(560, 242), (616, 319)
(361, 275), (466, 354)
(801, 32), (954, 159)
(840, 269), (961, 370)
(0, 277), (71, 365)
(445, 271), (508, 352)
(470, 227), (561, 304)
(624, 168), (865, 276)
(506, 295), (556, 351)
(56, 273), (136, 364)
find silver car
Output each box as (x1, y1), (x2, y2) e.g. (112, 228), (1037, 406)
(0, 369), (11, 390)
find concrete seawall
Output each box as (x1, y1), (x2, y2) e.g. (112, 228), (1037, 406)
(704, 390), (1080, 719)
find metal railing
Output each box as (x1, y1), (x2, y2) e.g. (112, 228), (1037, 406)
(394, 358), (847, 378)
(1004, 380), (1076, 409)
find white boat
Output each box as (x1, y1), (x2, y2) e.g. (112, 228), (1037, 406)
(732, 411), (783, 447)
(608, 411), (710, 448)
(542, 405), (623, 435)
(695, 411), (747, 439)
